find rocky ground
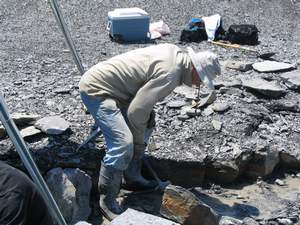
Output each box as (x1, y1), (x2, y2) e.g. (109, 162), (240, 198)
(1, 0), (300, 224)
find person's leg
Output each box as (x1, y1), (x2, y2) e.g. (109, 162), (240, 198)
(122, 109), (158, 191)
(80, 93), (133, 220)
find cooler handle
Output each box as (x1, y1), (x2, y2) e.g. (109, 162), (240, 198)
(106, 21), (112, 31)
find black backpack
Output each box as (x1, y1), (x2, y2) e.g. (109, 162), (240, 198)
(226, 24), (259, 45)
(180, 18), (208, 42)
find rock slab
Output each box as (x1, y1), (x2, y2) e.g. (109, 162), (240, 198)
(35, 116), (70, 134)
(160, 185), (220, 225)
(242, 78), (286, 97)
(252, 61), (296, 73)
(45, 168), (92, 224)
(110, 208), (180, 225)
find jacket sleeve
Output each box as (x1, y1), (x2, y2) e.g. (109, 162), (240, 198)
(127, 71), (181, 145)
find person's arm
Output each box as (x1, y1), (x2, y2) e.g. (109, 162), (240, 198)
(127, 71), (181, 145)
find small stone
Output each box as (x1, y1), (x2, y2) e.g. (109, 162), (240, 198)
(167, 100), (187, 109)
(275, 179), (285, 186)
(177, 114), (190, 121)
(53, 88), (71, 94)
(219, 216), (242, 225)
(173, 85), (198, 99)
(276, 218), (293, 225)
(252, 61), (296, 73)
(20, 126), (42, 138)
(203, 107), (214, 116)
(211, 103), (230, 112)
(110, 208), (179, 225)
(296, 173), (300, 178)
(242, 217), (259, 225)
(212, 120), (222, 131)
(186, 108), (202, 117)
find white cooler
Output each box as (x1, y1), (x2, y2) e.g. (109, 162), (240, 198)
(107, 8), (150, 42)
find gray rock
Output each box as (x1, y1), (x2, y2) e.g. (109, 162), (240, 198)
(110, 208), (179, 225)
(20, 126), (42, 138)
(242, 217), (259, 225)
(45, 168), (92, 224)
(219, 216), (242, 225)
(0, 125), (6, 139)
(173, 85), (198, 100)
(160, 185), (220, 225)
(252, 61), (296, 73)
(276, 218), (293, 225)
(241, 78), (286, 97)
(166, 100), (187, 108)
(186, 108), (202, 117)
(211, 103), (230, 112)
(280, 70), (300, 90)
(53, 87), (71, 94)
(203, 107), (214, 116)
(212, 120), (222, 131)
(11, 113), (39, 126)
(275, 179), (285, 186)
(225, 60), (253, 72)
(35, 116), (70, 134)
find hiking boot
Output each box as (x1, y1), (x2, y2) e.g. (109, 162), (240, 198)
(123, 144), (158, 191)
(98, 163), (124, 221)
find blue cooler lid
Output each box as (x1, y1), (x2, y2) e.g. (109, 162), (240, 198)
(108, 8), (149, 20)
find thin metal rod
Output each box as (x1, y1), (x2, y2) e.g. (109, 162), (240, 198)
(48, 0), (85, 75)
(0, 93), (67, 225)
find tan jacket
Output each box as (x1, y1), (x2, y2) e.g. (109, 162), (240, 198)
(79, 43), (193, 145)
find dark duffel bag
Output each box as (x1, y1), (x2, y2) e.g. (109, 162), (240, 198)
(180, 18), (208, 42)
(226, 24), (259, 45)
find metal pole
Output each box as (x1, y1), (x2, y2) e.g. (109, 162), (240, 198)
(0, 93), (67, 225)
(48, 0), (85, 75)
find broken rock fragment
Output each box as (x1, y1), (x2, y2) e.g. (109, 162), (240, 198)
(110, 208), (179, 225)
(35, 116), (70, 135)
(160, 185), (220, 225)
(241, 78), (286, 98)
(20, 126), (42, 139)
(11, 113), (39, 126)
(252, 61), (296, 73)
(212, 119), (222, 131)
(280, 70), (300, 90)
(225, 60), (253, 72)
(211, 103), (230, 112)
